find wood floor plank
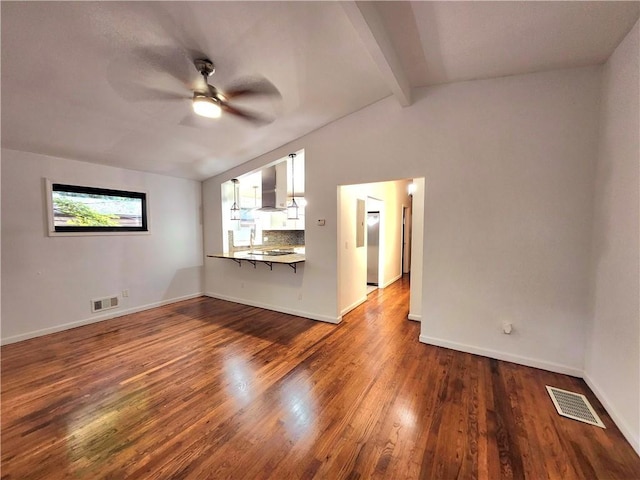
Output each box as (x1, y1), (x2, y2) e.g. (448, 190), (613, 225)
(2, 275), (639, 479)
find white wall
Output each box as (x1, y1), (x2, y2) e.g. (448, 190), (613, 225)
(204, 65), (600, 375)
(416, 67), (601, 376)
(1, 149), (204, 343)
(408, 178), (424, 322)
(585, 20), (640, 453)
(338, 179), (412, 316)
(337, 185), (366, 316)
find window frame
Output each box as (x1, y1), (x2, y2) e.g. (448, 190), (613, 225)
(46, 180), (150, 236)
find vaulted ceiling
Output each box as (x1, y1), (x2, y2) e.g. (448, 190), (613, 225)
(2, 1), (638, 180)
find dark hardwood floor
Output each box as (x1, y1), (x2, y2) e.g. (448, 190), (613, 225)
(2, 276), (639, 479)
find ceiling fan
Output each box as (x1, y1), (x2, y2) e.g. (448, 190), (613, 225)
(189, 58), (279, 124)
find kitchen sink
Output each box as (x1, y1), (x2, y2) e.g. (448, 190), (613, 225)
(247, 250), (295, 256)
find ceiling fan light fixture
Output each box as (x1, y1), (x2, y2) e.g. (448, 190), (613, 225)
(193, 94), (221, 118)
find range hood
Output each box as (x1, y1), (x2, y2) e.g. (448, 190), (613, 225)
(256, 166), (285, 212)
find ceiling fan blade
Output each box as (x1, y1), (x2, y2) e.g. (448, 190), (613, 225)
(206, 84), (220, 98)
(129, 86), (190, 102)
(223, 77), (281, 99)
(130, 46), (195, 87)
(221, 103), (273, 125)
(178, 113), (211, 128)
(178, 102), (274, 127)
(107, 74), (191, 103)
(136, 3), (211, 69)
(107, 48), (195, 101)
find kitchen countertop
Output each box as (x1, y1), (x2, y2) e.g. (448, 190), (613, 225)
(207, 247), (305, 265)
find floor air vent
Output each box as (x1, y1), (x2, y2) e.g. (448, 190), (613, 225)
(92, 295), (119, 313)
(546, 386), (605, 428)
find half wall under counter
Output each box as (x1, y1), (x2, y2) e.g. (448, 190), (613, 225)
(207, 248), (305, 273)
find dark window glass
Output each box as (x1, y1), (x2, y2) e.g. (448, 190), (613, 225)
(52, 183), (148, 232)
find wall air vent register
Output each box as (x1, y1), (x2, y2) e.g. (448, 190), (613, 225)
(91, 296), (119, 313)
(546, 386), (605, 428)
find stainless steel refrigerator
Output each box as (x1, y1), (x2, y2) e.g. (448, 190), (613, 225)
(367, 211), (380, 285)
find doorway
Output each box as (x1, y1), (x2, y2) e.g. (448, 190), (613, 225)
(337, 178), (424, 322)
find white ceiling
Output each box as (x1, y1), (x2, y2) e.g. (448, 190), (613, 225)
(2, 1), (638, 180)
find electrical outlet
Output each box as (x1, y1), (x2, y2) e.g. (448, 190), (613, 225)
(298, 293), (303, 301)
(122, 289), (129, 298)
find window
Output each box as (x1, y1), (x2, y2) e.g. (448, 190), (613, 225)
(221, 150), (305, 253)
(48, 182), (148, 235)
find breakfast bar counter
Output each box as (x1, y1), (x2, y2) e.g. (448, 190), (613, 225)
(207, 248), (305, 272)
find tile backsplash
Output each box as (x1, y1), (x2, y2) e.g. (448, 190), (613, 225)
(262, 230), (305, 246)
(228, 229), (304, 252)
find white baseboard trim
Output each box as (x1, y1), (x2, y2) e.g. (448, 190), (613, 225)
(1, 293), (204, 345)
(419, 334), (583, 377)
(340, 296), (368, 317)
(408, 313), (422, 322)
(583, 373), (639, 455)
(380, 273), (403, 289)
(205, 292), (341, 324)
